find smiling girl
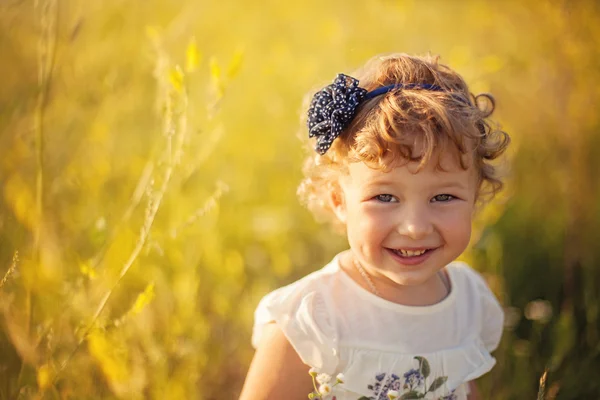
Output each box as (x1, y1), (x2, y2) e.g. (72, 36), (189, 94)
(240, 53), (510, 400)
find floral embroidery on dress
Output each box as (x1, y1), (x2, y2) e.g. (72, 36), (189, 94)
(365, 372), (401, 399)
(362, 357), (453, 400)
(308, 369), (344, 400)
(308, 356), (457, 400)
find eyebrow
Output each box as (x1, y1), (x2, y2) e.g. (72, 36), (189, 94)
(362, 180), (397, 189)
(436, 181), (469, 190)
(362, 180), (469, 191)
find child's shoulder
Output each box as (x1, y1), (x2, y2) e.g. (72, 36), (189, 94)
(446, 260), (495, 294)
(251, 254), (344, 359)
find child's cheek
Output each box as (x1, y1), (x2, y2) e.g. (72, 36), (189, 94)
(442, 208), (473, 244)
(357, 207), (394, 236)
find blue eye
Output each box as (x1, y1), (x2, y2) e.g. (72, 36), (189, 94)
(375, 194), (397, 203)
(431, 194), (455, 202)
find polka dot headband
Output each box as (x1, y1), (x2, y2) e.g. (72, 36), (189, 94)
(307, 74), (444, 155)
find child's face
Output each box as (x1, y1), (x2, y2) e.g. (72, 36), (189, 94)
(333, 150), (478, 288)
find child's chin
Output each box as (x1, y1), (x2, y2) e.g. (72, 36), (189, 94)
(387, 271), (437, 287)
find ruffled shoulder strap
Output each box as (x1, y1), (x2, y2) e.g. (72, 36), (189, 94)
(252, 267), (339, 373)
(451, 262), (505, 352)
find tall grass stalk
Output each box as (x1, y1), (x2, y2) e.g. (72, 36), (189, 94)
(88, 160), (155, 271)
(18, 0), (58, 391)
(170, 181), (229, 237)
(54, 35), (191, 382)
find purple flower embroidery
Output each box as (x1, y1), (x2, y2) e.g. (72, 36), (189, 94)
(439, 391), (457, 400)
(364, 356), (454, 400)
(366, 373), (401, 400)
(403, 368), (425, 390)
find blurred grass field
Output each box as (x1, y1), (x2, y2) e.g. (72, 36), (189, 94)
(1, 0), (599, 399)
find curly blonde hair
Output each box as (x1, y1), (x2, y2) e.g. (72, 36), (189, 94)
(297, 53), (510, 230)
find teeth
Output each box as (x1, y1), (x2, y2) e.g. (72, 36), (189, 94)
(397, 249), (426, 257)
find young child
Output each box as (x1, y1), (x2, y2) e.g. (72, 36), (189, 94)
(240, 53), (510, 400)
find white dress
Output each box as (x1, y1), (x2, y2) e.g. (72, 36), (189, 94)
(252, 254), (504, 400)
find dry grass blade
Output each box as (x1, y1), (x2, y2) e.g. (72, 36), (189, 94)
(88, 160), (155, 270)
(537, 369), (548, 400)
(170, 180), (228, 237)
(0, 251), (19, 290)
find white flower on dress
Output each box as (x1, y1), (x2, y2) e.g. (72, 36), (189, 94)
(307, 368), (341, 399)
(318, 383), (332, 395)
(387, 389), (400, 399)
(316, 373), (332, 385)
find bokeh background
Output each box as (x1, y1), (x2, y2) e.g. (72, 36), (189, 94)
(1, 0), (599, 399)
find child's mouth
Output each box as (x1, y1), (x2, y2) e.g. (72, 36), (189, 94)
(390, 248), (433, 257)
(387, 247), (437, 265)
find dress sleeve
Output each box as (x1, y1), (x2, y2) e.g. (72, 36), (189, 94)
(471, 269), (505, 352)
(251, 282), (339, 372)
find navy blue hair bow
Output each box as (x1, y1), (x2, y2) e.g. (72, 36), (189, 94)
(307, 74), (367, 155)
(306, 74), (444, 155)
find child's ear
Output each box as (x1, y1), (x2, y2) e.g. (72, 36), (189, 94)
(329, 183), (347, 224)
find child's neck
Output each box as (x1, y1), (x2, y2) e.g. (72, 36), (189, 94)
(372, 272), (450, 306)
(340, 250), (451, 306)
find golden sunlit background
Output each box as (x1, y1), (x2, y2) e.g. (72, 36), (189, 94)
(1, 0), (599, 399)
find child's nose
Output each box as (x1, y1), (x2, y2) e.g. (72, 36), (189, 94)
(396, 205), (434, 240)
